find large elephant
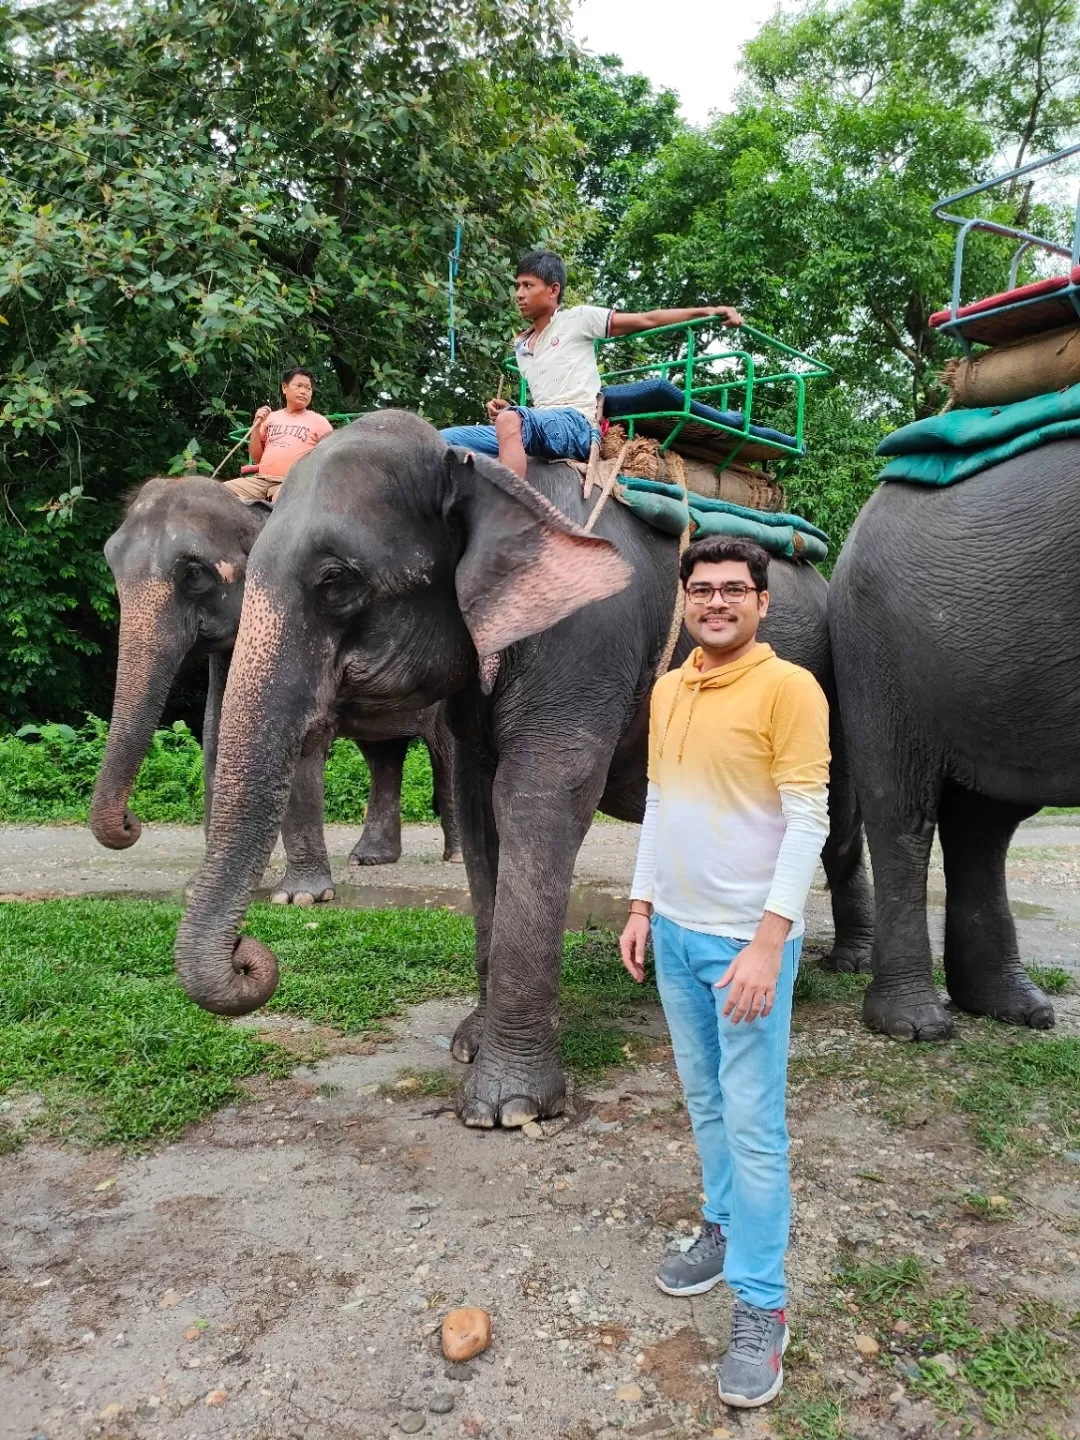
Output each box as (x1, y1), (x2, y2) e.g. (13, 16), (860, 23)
(828, 444), (1068, 1040)
(90, 475), (459, 902)
(175, 410), (873, 1125)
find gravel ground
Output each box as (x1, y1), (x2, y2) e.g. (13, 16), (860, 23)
(3, 817), (1080, 1439)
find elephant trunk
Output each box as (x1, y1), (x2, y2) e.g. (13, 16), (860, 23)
(174, 581), (327, 1016)
(90, 582), (188, 849)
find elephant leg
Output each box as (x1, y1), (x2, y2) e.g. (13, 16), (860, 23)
(458, 746), (611, 1129)
(270, 733), (336, 905)
(348, 739), (407, 867)
(938, 785), (1053, 1029)
(861, 816), (954, 1041)
(819, 723), (874, 973)
(450, 744), (499, 1064)
(186, 652), (228, 902)
(427, 724), (463, 864)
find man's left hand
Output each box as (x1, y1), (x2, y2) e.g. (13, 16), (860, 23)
(715, 938), (782, 1023)
(710, 305), (743, 327)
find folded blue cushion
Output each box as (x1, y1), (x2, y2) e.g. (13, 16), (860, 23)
(601, 378), (801, 451)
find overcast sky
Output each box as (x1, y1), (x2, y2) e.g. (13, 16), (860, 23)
(571, 0), (789, 124)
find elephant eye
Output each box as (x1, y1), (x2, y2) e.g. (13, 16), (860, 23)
(179, 559), (215, 594)
(314, 559), (367, 618)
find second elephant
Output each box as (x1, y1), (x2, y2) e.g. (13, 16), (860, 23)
(90, 475), (459, 900)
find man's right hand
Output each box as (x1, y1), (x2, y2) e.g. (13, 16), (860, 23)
(253, 404), (272, 428)
(620, 912), (651, 983)
(485, 397), (511, 422)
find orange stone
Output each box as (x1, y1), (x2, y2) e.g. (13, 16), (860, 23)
(441, 1307), (492, 1362)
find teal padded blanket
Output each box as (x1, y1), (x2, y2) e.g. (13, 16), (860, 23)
(615, 477), (829, 563)
(878, 383), (1080, 486)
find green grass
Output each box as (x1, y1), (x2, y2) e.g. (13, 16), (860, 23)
(789, 960), (1080, 1160)
(0, 902), (654, 1147)
(0, 718), (436, 824)
(836, 1257), (1071, 1431)
(774, 1395), (848, 1440)
(1026, 965), (1074, 995)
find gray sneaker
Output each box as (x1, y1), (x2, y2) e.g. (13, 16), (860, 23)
(717, 1299), (789, 1408)
(655, 1222), (727, 1296)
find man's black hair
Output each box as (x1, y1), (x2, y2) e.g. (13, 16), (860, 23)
(516, 250), (567, 302)
(680, 535), (770, 594)
(281, 366), (314, 386)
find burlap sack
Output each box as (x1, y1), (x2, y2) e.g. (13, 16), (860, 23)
(943, 324), (1080, 409)
(601, 426), (785, 512)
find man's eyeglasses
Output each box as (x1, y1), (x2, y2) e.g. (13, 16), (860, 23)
(685, 581), (759, 605)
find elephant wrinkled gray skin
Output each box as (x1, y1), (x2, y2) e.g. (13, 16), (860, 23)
(828, 444), (1068, 1041)
(90, 476), (459, 905)
(175, 411), (873, 1127)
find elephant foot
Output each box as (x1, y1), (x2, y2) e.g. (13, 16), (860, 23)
(451, 1007), (485, 1063)
(347, 837), (403, 868)
(822, 939), (873, 975)
(457, 1046), (565, 1129)
(268, 868), (336, 906)
(863, 979), (954, 1042)
(947, 969), (1055, 1030)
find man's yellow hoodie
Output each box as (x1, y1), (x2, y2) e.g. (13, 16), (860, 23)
(630, 642), (830, 939)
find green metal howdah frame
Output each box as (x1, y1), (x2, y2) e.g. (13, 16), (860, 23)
(510, 317), (832, 467)
(227, 320), (830, 470)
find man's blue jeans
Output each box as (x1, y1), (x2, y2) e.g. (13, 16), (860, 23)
(651, 912), (801, 1312)
(441, 406), (597, 462)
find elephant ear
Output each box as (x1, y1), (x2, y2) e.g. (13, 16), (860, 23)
(446, 447), (633, 660)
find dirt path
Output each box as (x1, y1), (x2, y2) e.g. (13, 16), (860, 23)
(4, 818), (1080, 1438)
(5, 990), (1080, 1440)
(4, 813), (1080, 974)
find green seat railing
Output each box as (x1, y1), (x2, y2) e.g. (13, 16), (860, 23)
(507, 319), (830, 469)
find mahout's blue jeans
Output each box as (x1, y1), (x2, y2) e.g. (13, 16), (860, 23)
(651, 912), (801, 1311)
(441, 406), (596, 462)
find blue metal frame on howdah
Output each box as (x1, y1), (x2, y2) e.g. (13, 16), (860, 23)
(931, 141), (1080, 355)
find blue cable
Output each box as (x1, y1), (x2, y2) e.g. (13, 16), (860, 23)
(448, 222), (463, 365)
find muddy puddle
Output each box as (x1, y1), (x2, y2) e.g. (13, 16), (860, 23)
(80, 880), (631, 930)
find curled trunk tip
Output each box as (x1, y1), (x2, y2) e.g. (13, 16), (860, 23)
(176, 934), (279, 1016)
(89, 803), (143, 850)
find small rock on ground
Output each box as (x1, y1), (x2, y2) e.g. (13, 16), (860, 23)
(397, 1412), (426, 1434)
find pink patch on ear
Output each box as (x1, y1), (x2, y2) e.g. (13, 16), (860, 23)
(478, 653), (501, 694)
(466, 529), (632, 657)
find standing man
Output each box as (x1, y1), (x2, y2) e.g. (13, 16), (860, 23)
(619, 536), (830, 1410)
(440, 249), (742, 478)
(224, 367), (333, 505)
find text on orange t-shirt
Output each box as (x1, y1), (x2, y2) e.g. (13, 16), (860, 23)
(257, 409), (334, 478)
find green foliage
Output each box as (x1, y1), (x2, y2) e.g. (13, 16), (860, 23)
(590, 0), (1080, 549)
(0, 0), (587, 726)
(0, 719), (438, 823)
(5, 0), (1080, 722)
(0, 901), (652, 1143)
(549, 53), (681, 280)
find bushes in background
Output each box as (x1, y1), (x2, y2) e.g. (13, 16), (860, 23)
(0, 719), (436, 825)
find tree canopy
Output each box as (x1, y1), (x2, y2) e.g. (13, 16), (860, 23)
(2, 0), (1079, 726)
